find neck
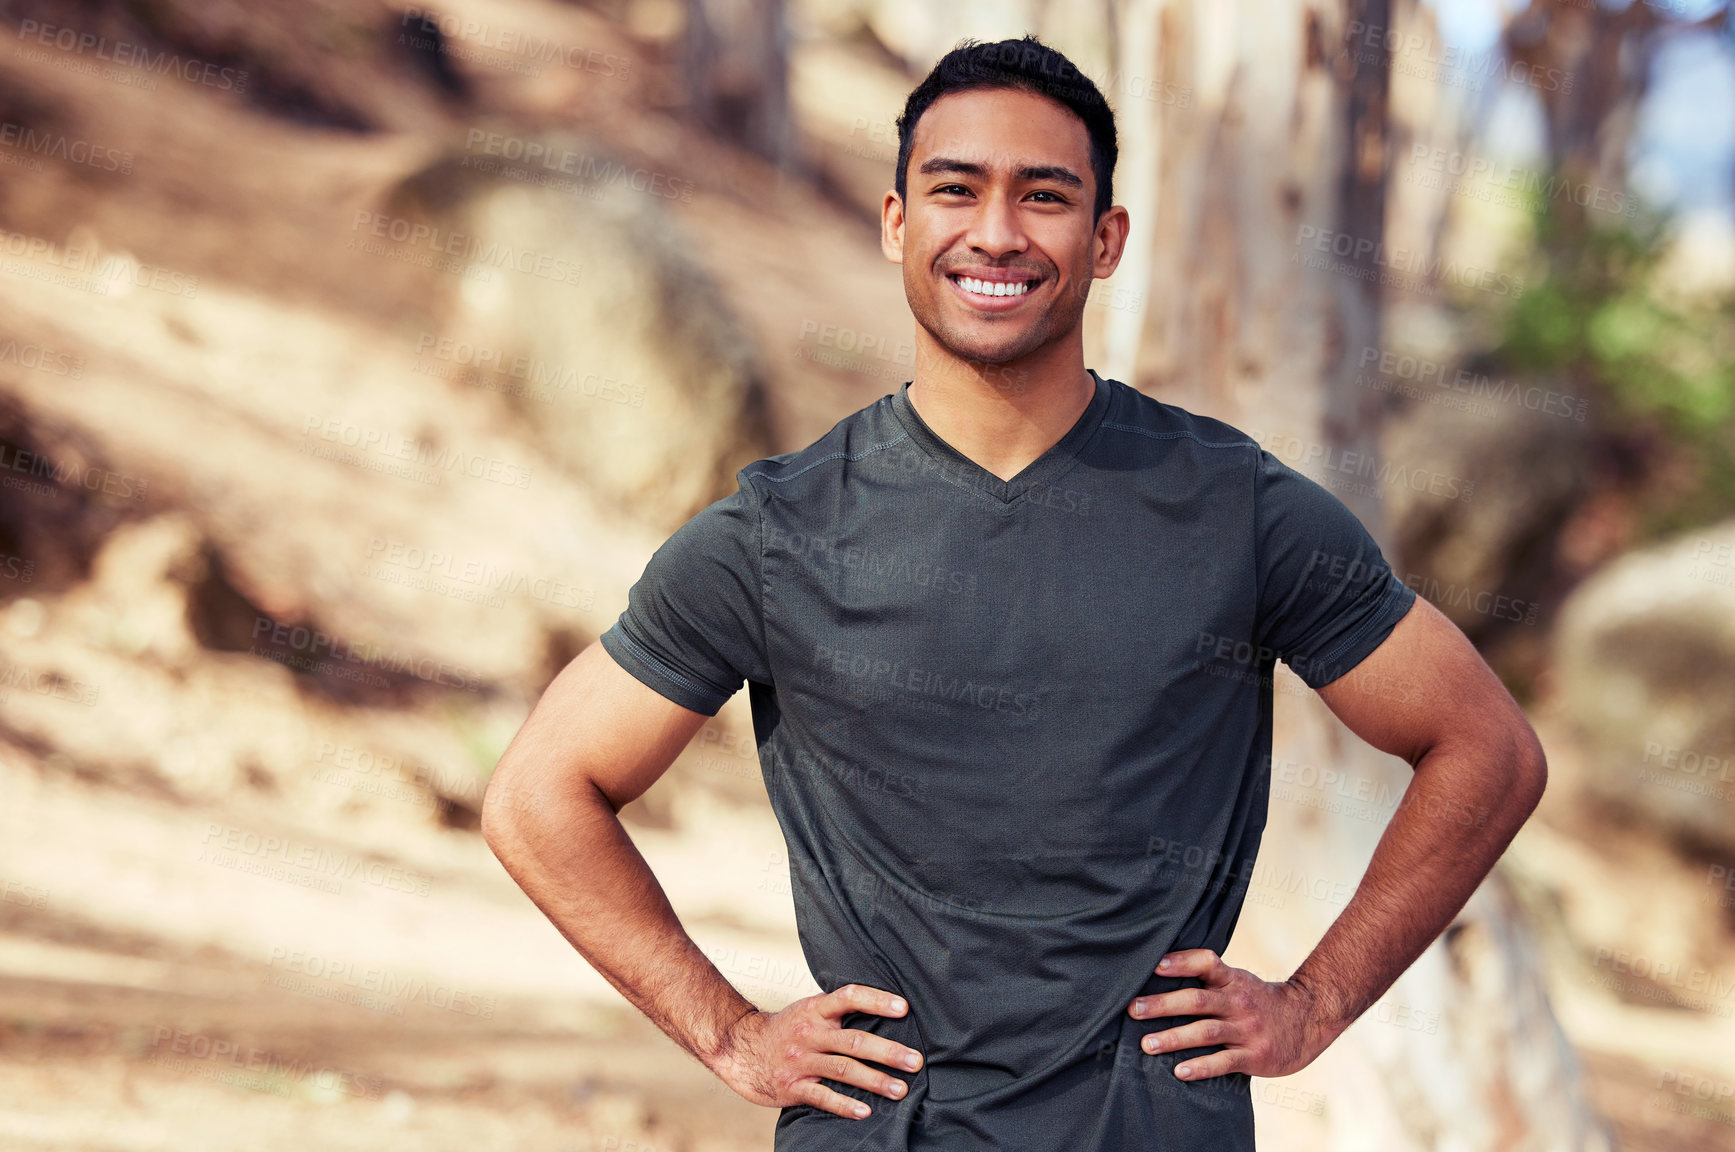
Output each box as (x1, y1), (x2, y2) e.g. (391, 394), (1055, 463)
(905, 331), (1096, 483)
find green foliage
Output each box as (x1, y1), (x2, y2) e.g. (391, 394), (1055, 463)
(1489, 191), (1735, 535)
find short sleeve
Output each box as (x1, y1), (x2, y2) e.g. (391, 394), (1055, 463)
(599, 472), (771, 716)
(1252, 450), (1417, 689)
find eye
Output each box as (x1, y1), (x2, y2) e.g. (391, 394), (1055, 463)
(1028, 190), (1066, 203)
(933, 183), (971, 196)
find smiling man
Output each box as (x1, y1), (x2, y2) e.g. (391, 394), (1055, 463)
(482, 35), (1547, 1152)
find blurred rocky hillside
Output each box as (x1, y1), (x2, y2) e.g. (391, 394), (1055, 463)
(0, 0), (1731, 1149)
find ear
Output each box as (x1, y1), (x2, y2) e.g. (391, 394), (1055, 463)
(881, 190), (907, 264)
(1091, 205), (1131, 280)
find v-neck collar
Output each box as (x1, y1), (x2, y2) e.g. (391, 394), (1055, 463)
(890, 369), (1111, 506)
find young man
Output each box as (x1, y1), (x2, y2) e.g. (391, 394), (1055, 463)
(483, 36), (1546, 1152)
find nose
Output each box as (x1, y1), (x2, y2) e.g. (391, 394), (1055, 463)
(962, 186), (1028, 260)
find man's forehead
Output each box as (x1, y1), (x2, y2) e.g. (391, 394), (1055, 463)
(910, 88), (1092, 170)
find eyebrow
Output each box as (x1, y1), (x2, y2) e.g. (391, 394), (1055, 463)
(918, 156), (1085, 188)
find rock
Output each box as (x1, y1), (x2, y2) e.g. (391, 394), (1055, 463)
(1552, 518), (1735, 852)
(399, 136), (775, 535)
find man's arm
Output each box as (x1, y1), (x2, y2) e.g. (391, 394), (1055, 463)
(1126, 597), (1548, 1079)
(482, 640), (924, 1119)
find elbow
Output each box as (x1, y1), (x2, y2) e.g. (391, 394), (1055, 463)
(1511, 726), (1548, 814)
(480, 765), (525, 859)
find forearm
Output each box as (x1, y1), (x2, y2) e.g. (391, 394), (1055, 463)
(483, 773), (757, 1069)
(1285, 734), (1545, 1036)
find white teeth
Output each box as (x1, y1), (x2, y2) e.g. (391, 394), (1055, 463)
(958, 277), (1028, 298)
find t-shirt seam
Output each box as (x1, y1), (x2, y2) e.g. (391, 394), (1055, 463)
(1098, 421), (1256, 451)
(611, 625), (725, 709)
(1305, 577), (1414, 686)
(894, 382), (1113, 511)
(742, 430), (911, 485)
(750, 473), (771, 688)
(1251, 451), (1266, 659)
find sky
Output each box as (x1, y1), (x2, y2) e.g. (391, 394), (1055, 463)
(1422, 0), (1735, 218)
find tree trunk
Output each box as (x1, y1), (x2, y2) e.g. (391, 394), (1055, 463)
(683, 0), (796, 169)
(1107, 0), (1610, 1146)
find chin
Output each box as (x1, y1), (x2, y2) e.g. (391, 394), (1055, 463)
(935, 328), (1043, 368)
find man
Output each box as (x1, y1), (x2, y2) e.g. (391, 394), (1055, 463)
(483, 35), (1546, 1152)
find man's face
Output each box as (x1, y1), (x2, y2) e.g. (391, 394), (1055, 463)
(882, 87), (1125, 367)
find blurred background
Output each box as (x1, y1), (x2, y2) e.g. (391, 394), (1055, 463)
(0, 0), (1730, 1148)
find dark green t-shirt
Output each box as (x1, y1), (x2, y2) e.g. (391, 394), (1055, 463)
(600, 369), (1415, 1151)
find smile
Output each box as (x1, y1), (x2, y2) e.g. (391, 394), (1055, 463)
(954, 276), (1031, 297)
(947, 273), (1040, 307)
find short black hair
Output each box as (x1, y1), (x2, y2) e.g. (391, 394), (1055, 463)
(894, 36), (1117, 221)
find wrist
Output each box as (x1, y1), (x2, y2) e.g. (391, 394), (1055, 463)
(699, 1004), (759, 1075)
(1282, 973), (1353, 1048)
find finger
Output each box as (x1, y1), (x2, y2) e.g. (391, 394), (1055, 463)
(827, 1026), (924, 1074)
(1173, 1049), (1243, 1081)
(1137, 1017), (1234, 1055)
(1127, 986), (1219, 1019)
(1155, 948), (1222, 979)
(800, 1050), (911, 1104)
(794, 1078), (879, 1120)
(825, 983), (908, 1021)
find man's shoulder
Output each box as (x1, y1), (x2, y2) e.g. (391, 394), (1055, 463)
(1094, 377), (1263, 457)
(734, 391), (908, 493)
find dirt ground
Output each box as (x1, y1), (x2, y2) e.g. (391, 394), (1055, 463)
(1, 1), (1732, 1149)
